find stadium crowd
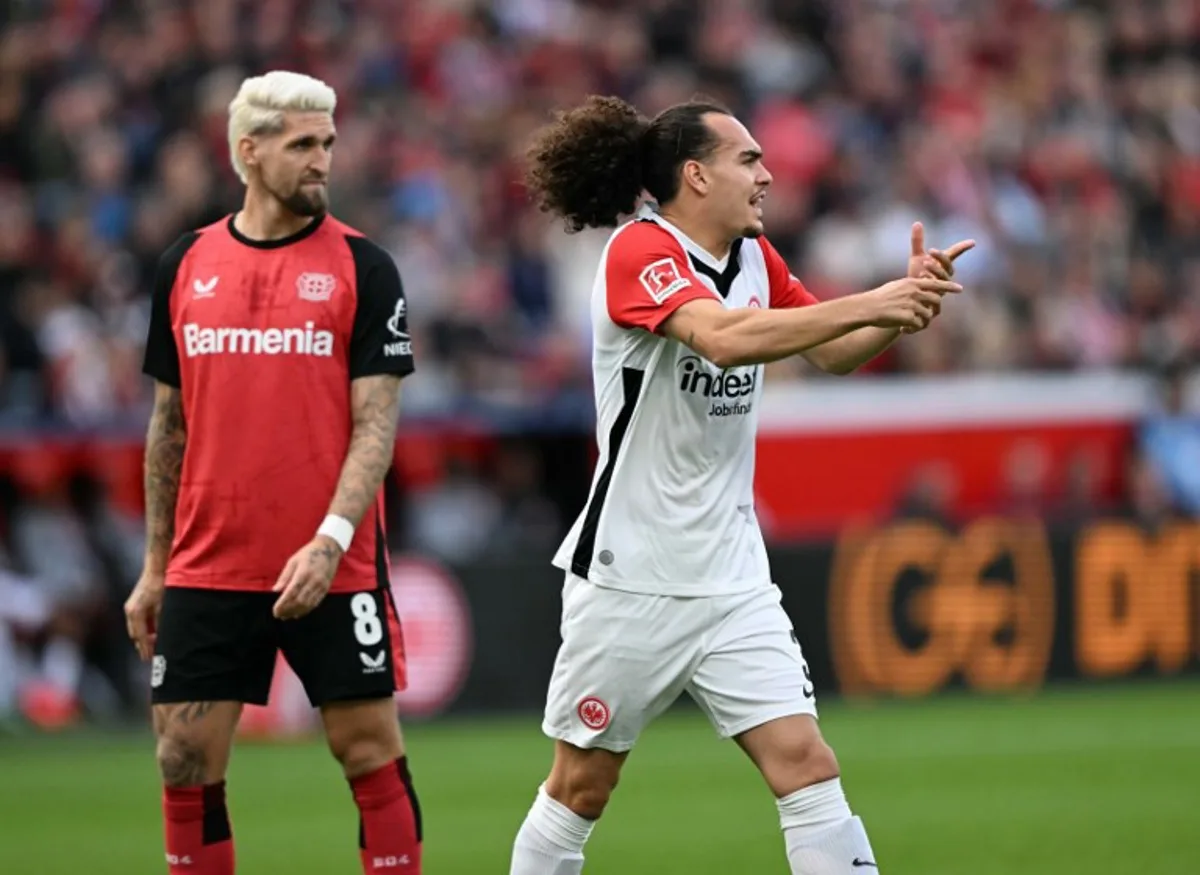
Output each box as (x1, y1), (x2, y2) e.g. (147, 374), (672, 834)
(0, 0), (1196, 427)
(0, 0), (1197, 728)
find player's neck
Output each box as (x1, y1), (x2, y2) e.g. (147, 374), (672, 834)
(234, 191), (317, 242)
(656, 207), (733, 261)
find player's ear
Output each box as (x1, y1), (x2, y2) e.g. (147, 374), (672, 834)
(682, 159), (708, 196)
(238, 136), (259, 177)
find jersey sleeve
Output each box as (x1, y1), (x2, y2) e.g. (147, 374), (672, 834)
(345, 236), (416, 380)
(758, 236), (820, 309)
(605, 223), (716, 334)
(142, 231), (199, 388)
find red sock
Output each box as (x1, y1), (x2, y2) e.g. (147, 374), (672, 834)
(351, 757), (423, 873)
(163, 782), (234, 874)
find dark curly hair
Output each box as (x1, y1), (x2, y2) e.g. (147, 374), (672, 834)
(525, 95), (732, 232)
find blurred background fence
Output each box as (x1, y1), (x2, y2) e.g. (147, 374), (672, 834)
(0, 0), (1197, 734)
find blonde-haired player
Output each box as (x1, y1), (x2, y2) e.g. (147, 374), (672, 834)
(125, 69), (421, 874)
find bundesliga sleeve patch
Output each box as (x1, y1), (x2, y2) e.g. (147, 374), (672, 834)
(639, 257), (692, 304)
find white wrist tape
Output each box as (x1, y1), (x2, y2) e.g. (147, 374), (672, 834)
(317, 514), (355, 552)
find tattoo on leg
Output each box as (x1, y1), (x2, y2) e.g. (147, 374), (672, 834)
(159, 739), (208, 787)
(169, 702), (216, 725)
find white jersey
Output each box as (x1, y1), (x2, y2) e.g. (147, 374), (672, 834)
(552, 205), (819, 596)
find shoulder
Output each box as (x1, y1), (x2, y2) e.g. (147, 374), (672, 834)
(155, 228), (206, 279)
(325, 218), (396, 272)
(342, 234), (399, 280)
(161, 230), (201, 260)
(160, 216), (230, 262)
(605, 219), (686, 267)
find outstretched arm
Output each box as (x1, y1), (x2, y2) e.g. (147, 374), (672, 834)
(662, 276), (956, 369)
(608, 224), (955, 369)
(662, 294), (875, 369)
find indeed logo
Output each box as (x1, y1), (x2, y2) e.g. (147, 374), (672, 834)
(183, 322), (335, 358)
(677, 356), (757, 417)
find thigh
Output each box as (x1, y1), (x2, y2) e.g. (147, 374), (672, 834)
(542, 576), (703, 753)
(280, 588), (405, 707)
(687, 585), (818, 740)
(152, 587), (278, 706)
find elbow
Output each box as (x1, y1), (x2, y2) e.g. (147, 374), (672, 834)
(708, 350), (741, 370)
(705, 344), (743, 371)
(824, 360), (858, 376)
(695, 330), (744, 370)
(808, 348), (857, 376)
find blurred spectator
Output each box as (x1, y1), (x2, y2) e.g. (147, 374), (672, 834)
(1123, 446), (1181, 532)
(1137, 360), (1200, 515)
(894, 461), (958, 526)
(1056, 445), (1109, 526)
(484, 439), (562, 558)
(1000, 439), (1053, 517)
(406, 453), (503, 564)
(0, 559), (53, 727)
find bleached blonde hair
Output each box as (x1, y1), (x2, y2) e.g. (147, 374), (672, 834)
(227, 71), (337, 183)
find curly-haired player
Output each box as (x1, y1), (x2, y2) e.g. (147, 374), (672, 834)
(509, 95), (973, 875)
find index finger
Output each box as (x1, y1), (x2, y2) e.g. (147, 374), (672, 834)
(910, 221), (925, 257)
(273, 570), (314, 620)
(126, 611), (146, 656)
(272, 579), (300, 619)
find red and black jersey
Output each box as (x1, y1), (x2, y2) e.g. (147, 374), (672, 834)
(143, 213), (414, 594)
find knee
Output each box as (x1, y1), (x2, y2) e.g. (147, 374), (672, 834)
(327, 722), (401, 778)
(782, 739), (840, 796)
(156, 735), (209, 788)
(773, 738), (840, 797)
(545, 756), (621, 820)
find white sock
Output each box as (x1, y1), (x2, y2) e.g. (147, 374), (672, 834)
(42, 637), (83, 693)
(778, 778), (880, 873)
(510, 784), (596, 875)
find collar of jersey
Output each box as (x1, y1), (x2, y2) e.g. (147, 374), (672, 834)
(635, 203), (734, 273)
(227, 212), (326, 249)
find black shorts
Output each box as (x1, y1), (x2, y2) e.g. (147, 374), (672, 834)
(151, 586), (406, 707)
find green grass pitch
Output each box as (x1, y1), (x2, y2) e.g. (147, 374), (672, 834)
(2, 681), (1198, 874)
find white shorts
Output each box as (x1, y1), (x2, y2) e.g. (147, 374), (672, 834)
(542, 574), (818, 752)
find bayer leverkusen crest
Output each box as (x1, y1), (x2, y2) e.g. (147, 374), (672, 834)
(296, 272), (337, 302)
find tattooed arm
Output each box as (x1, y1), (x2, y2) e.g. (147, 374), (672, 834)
(271, 375), (402, 620)
(272, 237), (412, 620)
(327, 374), (403, 527)
(144, 382), (188, 572)
(125, 381), (187, 660)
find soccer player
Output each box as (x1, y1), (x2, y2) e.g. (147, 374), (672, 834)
(509, 96), (973, 875)
(123, 71), (421, 875)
